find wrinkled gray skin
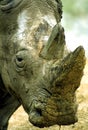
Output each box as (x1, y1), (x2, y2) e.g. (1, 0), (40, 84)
(0, 0), (85, 130)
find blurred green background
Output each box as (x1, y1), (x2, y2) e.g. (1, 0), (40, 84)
(61, 0), (88, 56)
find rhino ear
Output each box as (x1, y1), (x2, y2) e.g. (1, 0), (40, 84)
(52, 46), (86, 90)
(0, 0), (22, 11)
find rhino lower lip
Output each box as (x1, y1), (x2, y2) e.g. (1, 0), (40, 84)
(0, 0), (22, 11)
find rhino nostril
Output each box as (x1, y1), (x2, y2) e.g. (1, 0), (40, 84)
(29, 108), (44, 127)
(33, 102), (44, 117)
(29, 101), (45, 127)
(35, 108), (42, 117)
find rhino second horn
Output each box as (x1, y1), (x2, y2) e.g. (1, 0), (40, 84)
(39, 24), (65, 60)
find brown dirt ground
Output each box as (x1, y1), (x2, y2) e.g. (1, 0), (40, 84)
(8, 59), (88, 130)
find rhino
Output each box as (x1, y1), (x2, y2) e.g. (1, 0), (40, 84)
(0, 0), (85, 130)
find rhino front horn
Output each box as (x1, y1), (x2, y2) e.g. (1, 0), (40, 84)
(50, 46), (85, 90)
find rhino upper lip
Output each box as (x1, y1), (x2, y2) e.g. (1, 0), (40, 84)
(0, 0), (22, 11)
(47, 110), (76, 117)
(29, 99), (77, 118)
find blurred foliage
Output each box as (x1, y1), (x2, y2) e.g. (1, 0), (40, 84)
(62, 0), (88, 17)
(61, 0), (88, 57)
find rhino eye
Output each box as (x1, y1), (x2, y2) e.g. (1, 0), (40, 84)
(16, 56), (23, 62)
(14, 52), (26, 71)
(15, 55), (25, 68)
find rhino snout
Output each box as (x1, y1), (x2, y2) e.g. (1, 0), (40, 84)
(28, 99), (78, 127)
(29, 101), (45, 127)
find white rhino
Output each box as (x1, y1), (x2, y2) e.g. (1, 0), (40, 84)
(0, 0), (85, 129)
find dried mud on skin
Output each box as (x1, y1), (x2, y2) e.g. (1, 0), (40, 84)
(8, 59), (88, 130)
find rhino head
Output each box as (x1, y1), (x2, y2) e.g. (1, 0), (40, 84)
(0, 0), (85, 128)
(5, 45), (85, 127)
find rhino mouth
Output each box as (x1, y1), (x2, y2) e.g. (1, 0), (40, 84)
(29, 109), (78, 127)
(28, 99), (78, 127)
(0, 0), (22, 12)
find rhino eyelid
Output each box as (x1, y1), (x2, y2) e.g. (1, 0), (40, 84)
(14, 56), (26, 71)
(16, 48), (28, 53)
(15, 58), (25, 67)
